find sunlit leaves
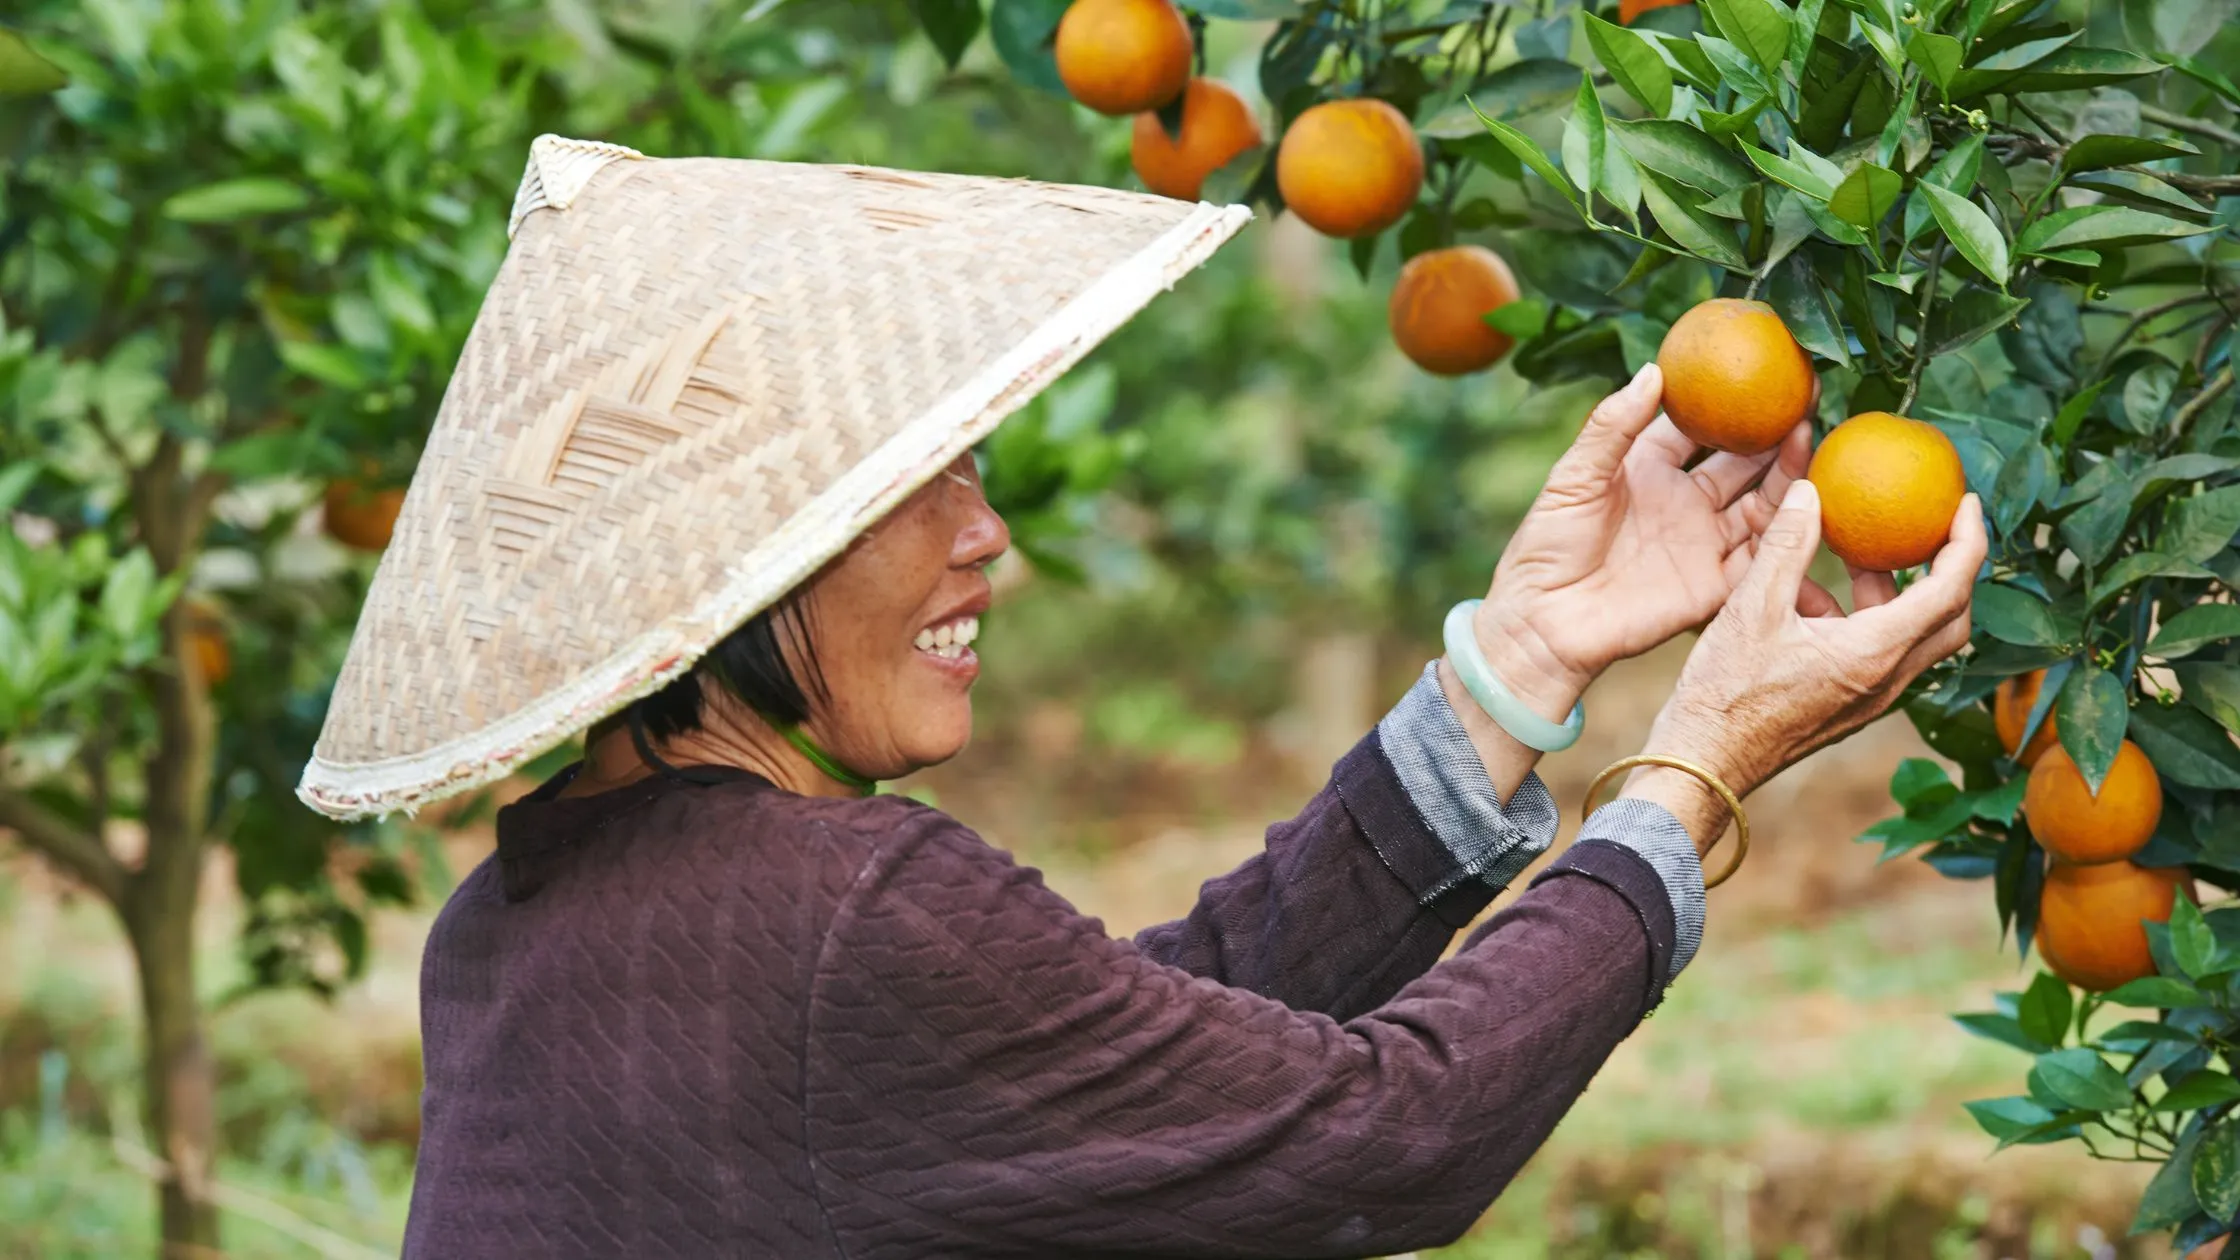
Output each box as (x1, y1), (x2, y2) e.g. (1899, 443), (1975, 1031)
(1584, 13), (1675, 118)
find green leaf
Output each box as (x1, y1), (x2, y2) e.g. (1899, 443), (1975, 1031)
(1484, 300), (1551, 338)
(1609, 119), (1754, 196)
(1927, 289), (2030, 357)
(2171, 54), (2240, 109)
(2017, 971), (2074, 1047)
(2090, 552), (2214, 609)
(2134, 1127), (2205, 1234)
(2059, 135), (2203, 180)
(1642, 30), (1721, 92)
(2004, 46), (2165, 93)
(1584, 14), (1675, 118)
(2029, 1047), (2134, 1112)
(162, 178), (312, 223)
(911, 0), (985, 69)
(276, 341), (368, 390)
(2055, 663), (2130, 793)
(2196, 1124), (2240, 1227)
(1827, 162), (1903, 230)
(1183, 0), (1304, 15)
(0, 29), (67, 96)
(1916, 183), (2008, 288)
(1890, 756), (1953, 806)
(988, 0), (1069, 92)
(2061, 490), (2131, 568)
(1955, 1013), (2054, 1054)
(1741, 141), (1836, 200)
(1974, 582), (2067, 647)
(2182, 663), (2240, 735)
(2174, 895), (2220, 978)
(1964, 1095), (2063, 1144)
(1635, 169), (1748, 270)
(1564, 79), (1640, 224)
(1768, 253), (1850, 365)
(2018, 205), (2218, 257)
(2105, 977), (2211, 1010)
(1695, 34), (1773, 98)
(1991, 440), (2052, 535)
(1700, 0), (1791, 73)
(1905, 30), (1963, 91)
(2156, 1071), (2240, 1112)
(2069, 170), (2216, 220)
(2165, 488), (2240, 563)
(2152, 606), (2240, 660)
(1470, 58), (1587, 119)
(1472, 108), (1583, 213)
(2053, 380), (2108, 447)
(2130, 703), (2240, 790)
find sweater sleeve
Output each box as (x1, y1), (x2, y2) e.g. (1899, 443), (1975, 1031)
(1130, 664), (1559, 1020)
(802, 812), (1678, 1260)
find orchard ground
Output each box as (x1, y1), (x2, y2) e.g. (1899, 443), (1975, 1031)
(0, 632), (2175, 1260)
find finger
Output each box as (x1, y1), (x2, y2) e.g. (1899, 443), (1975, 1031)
(1848, 565), (1900, 611)
(1690, 445), (1783, 510)
(1732, 478), (1823, 622)
(1633, 415), (1702, 468)
(1797, 578), (1844, 618)
(1547, 363), (1665, 492)
(1714, 421), (1814, 546)
(1849, 494), (1988, 640)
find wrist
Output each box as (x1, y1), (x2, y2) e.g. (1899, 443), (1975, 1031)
(1618, 766), (1729, 858)
(1466, 600), (1595, 723)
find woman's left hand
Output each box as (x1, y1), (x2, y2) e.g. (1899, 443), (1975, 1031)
(1468, 362), (1835, 718)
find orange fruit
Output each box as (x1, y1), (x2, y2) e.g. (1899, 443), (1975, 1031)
(1388, 245), (1522, 376)
(2036, 860), (2190, 992)
(1131, 78), (1263, 202)
(1055, 0), (1193, 117)
(1993, 669), (2061, 768)
(1656, 298), (1817, 455)
(324, 480), (406, 552)
(1805, 412), (1967, 571)
(1274, 98), (1424, 239)
(2025, 738), (2163, 866)
(1620, 0), (1694, 21)
(182, 603), (230, 687)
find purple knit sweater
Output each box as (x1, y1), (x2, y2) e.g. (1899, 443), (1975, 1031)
(403, 722), (1682, 1258)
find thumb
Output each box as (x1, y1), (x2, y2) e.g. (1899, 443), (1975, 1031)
(1736, 478), (1823, 621)
(1548, 363), (1665, 492)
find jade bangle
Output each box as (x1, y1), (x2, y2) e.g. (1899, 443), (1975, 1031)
(1442, 599), (1586, 753)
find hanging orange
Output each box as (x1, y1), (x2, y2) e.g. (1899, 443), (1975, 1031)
(1131, 78), (1263, 202)
(1274, 98), (1424, 239)
(1619, 0), (1694, 22)
(324, 480), (407, 552)
(1388, 245), (1522, 376)
(2036, 860), (2190, 992)
(1054, 0), (1193, 117)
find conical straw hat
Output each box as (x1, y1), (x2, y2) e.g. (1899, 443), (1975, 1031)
(298, 136), (1250, 821)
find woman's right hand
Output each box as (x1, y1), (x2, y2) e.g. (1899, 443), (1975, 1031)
(1625, 478), (1988, 839)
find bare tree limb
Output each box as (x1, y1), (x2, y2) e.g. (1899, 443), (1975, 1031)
(2174, 365), (2236, 437)
(0, 784), (128, 906)
(2141, 103), (2240, 152)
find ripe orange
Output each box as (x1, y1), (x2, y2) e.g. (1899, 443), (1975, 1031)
(1388, 245), (1522, 376)
(1619, 0), (1694, 21)
(1993, 669), (2061, 768)
(324, 480), (406, 552)
(1274, 98), (1423, 239)
(2025, 739), (2163, 866)
(2036, 860), (2190, 992)
(1805, 412), (1967, 571)
(182, 603), (230, 687)
(1656, 298), (1817, 455)
(1055, 0), (1193, 117)
(1131, 78), (1263, 202)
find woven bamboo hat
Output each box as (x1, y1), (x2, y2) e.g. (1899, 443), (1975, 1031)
(297, 136), (1250, 821)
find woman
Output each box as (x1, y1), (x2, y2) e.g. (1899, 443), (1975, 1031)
(302, 144), (1982, 1257)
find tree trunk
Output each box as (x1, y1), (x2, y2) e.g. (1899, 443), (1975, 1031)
(124, 890), (219, 1257)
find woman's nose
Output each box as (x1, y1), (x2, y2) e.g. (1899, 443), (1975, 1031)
(954, 495), (1010, 570)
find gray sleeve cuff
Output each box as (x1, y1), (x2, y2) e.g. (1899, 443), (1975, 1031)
(1375, 660), (1560, 897)
(1579, 798), (1705, 979)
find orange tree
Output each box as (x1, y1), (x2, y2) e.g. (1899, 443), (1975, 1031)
(957, 0), (2240, 1245)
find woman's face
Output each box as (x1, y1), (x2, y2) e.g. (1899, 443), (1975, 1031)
(789, 453), (1009, 780)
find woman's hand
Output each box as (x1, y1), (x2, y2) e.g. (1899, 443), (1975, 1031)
(1624, 479), (1987, 846)
(1469, 363), (1831, 721)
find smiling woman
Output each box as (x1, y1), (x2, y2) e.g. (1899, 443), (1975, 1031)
(306, 139), (1982, 1260)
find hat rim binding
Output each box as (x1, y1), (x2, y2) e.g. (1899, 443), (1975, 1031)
(295, 192), (1251, 822)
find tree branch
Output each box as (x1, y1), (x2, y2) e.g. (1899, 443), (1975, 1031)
(2173, 365), (2236, 437)
(2141, 103), (2240, 152)
(0, 785), (128, 906)
(1899, 241), (1946, 416)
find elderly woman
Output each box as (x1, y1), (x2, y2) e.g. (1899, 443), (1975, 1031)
(301, 144), (1982, 1258)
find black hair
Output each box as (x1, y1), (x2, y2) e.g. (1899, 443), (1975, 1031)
(628, 596), (826, 740)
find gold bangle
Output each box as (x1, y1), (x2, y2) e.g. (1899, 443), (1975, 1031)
(1580, 754), (1751, 890)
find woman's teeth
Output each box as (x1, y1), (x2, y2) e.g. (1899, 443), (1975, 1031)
(913, 616), (979, 660)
